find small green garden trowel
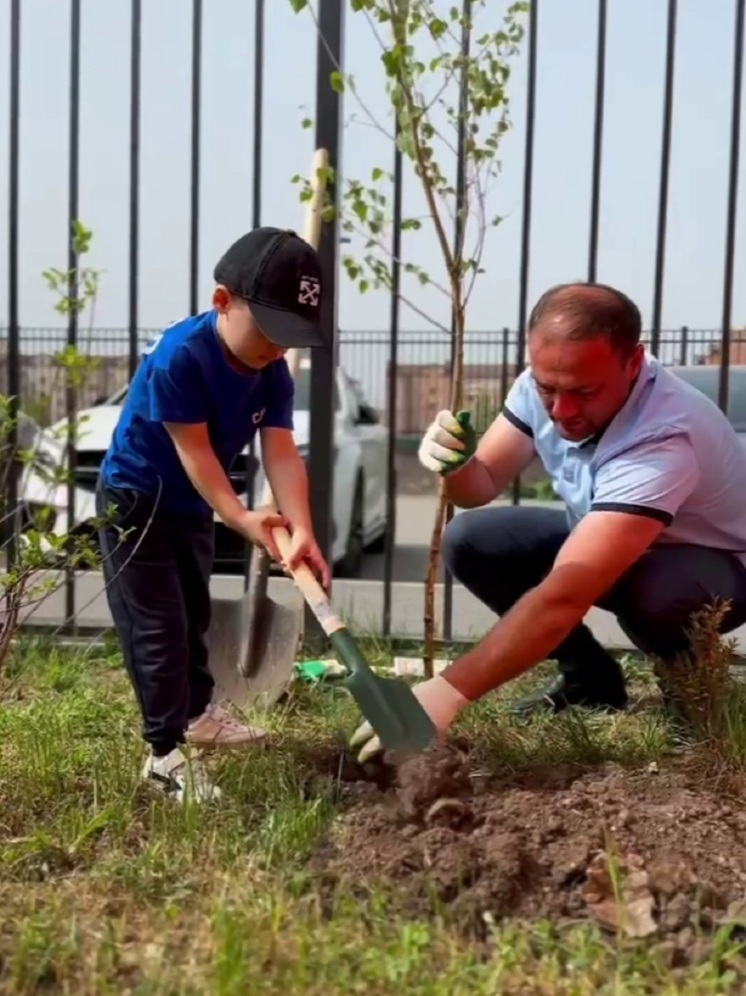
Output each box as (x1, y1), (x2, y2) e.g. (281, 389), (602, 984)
(272, 527), (437, 754)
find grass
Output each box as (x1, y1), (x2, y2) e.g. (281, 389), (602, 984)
(0, 633), (746, 994)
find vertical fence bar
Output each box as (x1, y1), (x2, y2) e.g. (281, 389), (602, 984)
(650, 0), (678, 358)
(64, 0), (82, 629)
(718, 0), (745, 413)
(252, 0), (264, 233)
(443, 0), (470, 644)
(511, 0), (537, 505)
(587, 0), (607, 282)
(3, 0), (21, 570)
(500, 328), (509, 405)
(128, 0), (142, 381)
(189, 0), (203, 314)
(679, 326), (688, 366)
(251, 0), (264, 228)
(244, 0), (265, 590)
(382, 132), (402, 638)
(309, 0), (344, 646)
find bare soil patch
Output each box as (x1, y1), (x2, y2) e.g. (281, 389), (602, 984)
(308, 742), (746, 970)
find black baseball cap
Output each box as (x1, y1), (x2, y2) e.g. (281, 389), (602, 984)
(213, 226), (325, 348)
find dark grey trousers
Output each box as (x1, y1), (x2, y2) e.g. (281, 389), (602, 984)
(96, 482), (215, 754)
(442, 505), (746, 679)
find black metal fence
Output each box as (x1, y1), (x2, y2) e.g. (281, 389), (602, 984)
(3, 0), (746, 643)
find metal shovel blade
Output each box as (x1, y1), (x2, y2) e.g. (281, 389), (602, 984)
(206, 584), (304, 711)
(329, 628), (437, 755)
(345, 669), (437, 754)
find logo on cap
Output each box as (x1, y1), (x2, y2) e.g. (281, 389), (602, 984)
(298, 275), (321, 309)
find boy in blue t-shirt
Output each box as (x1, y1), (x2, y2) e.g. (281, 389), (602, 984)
(96, 226), (330, 804)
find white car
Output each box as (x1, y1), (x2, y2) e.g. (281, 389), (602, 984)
(24, 358), (390, 577)
(9, 412), (71, 538)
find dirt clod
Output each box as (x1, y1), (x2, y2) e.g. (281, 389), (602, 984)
(393, 743), (474, 825)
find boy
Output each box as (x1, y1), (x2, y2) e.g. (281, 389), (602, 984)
(96, 226), (330, 804)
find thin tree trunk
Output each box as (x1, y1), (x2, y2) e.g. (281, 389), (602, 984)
(422, 294), (466, 676)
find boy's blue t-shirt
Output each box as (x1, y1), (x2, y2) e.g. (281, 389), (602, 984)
(99, 309), (294, 517)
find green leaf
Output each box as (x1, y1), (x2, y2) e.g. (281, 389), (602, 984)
(330, 70), (345, 93)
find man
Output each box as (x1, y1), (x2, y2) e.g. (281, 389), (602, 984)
(97, 226), (330, 803)
(352, 282), (746, 762)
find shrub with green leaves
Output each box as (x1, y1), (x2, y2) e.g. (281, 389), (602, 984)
(1, 221), (109, 672)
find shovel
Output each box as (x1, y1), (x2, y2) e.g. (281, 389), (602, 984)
(273, 526), (438, 754)
(208, 148), (329, 711)
(208, 427), (303, 712)
(206, 566), (304, 710)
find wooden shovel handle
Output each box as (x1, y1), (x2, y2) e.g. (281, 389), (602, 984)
(271, 525), (344, 637)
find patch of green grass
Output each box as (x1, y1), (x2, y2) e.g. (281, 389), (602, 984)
(0, 636), (745, 993)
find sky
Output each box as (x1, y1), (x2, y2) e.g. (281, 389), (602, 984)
(0, 0), (745, 405)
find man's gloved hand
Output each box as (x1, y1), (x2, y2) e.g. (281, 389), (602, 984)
(418, 409), (476, 475)
(349, 674), (470, 764)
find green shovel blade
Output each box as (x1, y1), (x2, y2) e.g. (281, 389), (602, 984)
(330, 628), (437, 754)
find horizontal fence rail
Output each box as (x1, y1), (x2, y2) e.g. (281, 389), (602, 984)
(3, 325), (742, 432)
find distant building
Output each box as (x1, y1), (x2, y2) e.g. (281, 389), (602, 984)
(389, 361), (520, 437)
(700, 330), (746, 366)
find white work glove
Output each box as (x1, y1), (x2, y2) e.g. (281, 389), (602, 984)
(418, 409), (477, 475)
(349, 675), (470, 764)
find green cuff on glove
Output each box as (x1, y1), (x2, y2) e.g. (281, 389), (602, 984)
(444, 409), (476, 471)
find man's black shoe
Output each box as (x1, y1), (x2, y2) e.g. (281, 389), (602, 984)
(509, 672), (629, 717)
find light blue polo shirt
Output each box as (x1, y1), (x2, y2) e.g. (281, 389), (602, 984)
(503, 354), (746, 564)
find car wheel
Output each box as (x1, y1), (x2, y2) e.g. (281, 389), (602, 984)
(365, 526), (387, 554)
(336, 474), (365, 578)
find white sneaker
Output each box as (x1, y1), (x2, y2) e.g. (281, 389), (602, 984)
(142, 747), (222, 805)
(185, 703), (268, 750)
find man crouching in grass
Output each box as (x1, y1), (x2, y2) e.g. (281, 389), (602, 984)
(96, 227), (330, 805)
(352, 281), (746, 763)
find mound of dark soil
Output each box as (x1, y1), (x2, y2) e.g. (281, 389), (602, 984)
(310, 743), (746, 967)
